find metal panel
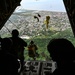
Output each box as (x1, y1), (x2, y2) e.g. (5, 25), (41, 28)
(0, 0), (22, 29)
(63, 0), (75, 37)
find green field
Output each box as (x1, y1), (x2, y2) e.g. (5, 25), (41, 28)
(24, 28), (75, 61)
(1, 28), (75, 61)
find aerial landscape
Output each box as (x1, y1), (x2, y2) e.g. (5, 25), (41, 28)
(0, 9), (74, 60)
(1, 0), (75, 75)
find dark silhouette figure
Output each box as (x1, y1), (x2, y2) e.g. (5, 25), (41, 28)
(0, 52), (20, 75)
(34, 16), (39, 22)
(47, 38), (75, 75)
(28, 40), (38, 60)
(1, 38), (12, 53)
(10, 29), (27, 71)
(0, 38), (20, 75)
(37, 13), (41, 17)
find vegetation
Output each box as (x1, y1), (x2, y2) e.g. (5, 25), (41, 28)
(24, 28), (75, 61)
(1, 10), (75, 61)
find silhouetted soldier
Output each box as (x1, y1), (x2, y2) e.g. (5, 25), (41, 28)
(1, 38), (12, 53)
(10, 29), (27, 71)
(0, 52), (20, 75)
(47, 38), (75, 75)
(1, 38), (20, 75)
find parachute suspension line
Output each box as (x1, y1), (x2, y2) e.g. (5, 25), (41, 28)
(8, 20), (18, 28)
(4, 25), (11, 34)
(3, 19), (18, 35)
